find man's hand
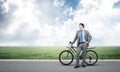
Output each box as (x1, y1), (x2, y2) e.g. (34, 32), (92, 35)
(69, 41), (72, 44)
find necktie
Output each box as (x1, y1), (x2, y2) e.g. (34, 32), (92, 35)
(80, 30), (83, 42)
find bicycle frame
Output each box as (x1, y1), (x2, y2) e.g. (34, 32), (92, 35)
(66, 43), (77, 55)
(66, 43), (96, 56)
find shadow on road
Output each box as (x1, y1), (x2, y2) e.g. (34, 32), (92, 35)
(58, 63), (100, 67)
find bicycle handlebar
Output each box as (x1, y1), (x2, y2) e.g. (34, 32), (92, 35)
(69, 41), (72, 44)
(68, 41), (77, 48)
(68, 41), (96, 49)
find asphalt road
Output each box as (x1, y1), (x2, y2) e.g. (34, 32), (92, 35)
(0, 60), (120, 72)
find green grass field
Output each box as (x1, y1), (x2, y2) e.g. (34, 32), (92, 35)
(0, 46), (120, 59)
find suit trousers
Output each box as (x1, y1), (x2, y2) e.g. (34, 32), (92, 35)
(76, 43), (87, 66)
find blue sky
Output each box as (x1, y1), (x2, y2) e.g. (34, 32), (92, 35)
(114, 0), (120, 8)
(0, 0), (120, 46)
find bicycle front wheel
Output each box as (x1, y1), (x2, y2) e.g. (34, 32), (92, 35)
(85, 50), (98, 65)
(59, 50), (74, 65)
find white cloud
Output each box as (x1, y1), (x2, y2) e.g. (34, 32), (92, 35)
(0, 0), (9, 14)
(0, 0), (120, 46)
(2, 0), (40, 35)
(0, 0), (71, 46)
(0, 0), (51, 46)
(53, 0), (65, 7)
(0, 42), (27, 46)
(71, 0), (120, 46)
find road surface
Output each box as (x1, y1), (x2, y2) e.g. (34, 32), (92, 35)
(0, 60), (120, 72)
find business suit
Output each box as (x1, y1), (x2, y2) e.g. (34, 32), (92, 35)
(72, 29), (92, 66)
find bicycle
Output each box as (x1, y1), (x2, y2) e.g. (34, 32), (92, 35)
(59, 42), (98, 65)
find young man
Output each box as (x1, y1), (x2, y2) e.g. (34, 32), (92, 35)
(71, 23), (92, 68)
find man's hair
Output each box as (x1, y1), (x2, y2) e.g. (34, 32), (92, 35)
(79, 23), (84, 28)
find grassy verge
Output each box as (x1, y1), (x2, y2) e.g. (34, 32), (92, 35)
(0, 46), (65, 59)
(94, 46), (120, 59)
(0, 46), (120, 59)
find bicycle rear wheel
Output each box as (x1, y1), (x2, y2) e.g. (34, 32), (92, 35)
(59, 50), (74, 65)
(85, 50), (98, 65)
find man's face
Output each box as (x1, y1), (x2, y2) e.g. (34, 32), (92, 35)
(79, 25), (84, 30)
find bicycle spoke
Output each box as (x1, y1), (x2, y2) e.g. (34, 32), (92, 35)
(85, 50), (98, 65)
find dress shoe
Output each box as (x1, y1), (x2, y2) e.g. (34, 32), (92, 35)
(74, 66), (80, 68)
(81, 65), (86, 68)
